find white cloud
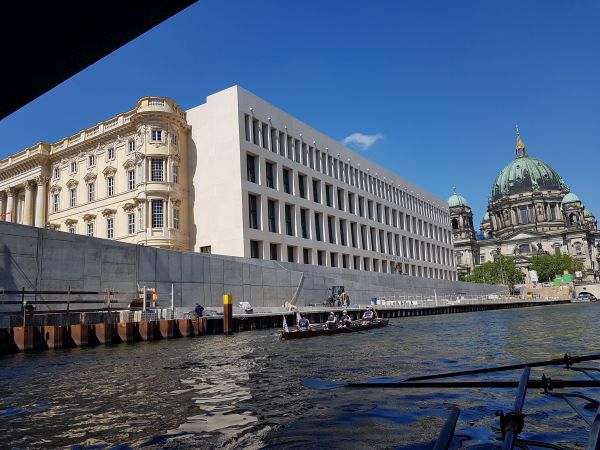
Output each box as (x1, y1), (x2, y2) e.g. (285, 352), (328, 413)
(342, 132), (384, 150)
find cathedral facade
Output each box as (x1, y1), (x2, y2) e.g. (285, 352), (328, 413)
(450, 131), (599, 280)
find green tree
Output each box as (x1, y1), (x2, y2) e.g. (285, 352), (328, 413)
(465, 255), (524, 292)
(529, 254), (585, 282)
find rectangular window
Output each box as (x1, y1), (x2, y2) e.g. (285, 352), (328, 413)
(270, 243), (278, 260)
(303, 248), (311, 264)
(300, 208), (308, 239)
(151, 199), (164, 228)
(171, 134), (178, 145)
(315, 213), (322, 241)
(252, 119), (260, 146)
(151, 159), (164, 182)
(358, 196), (364, 217)
(200, 246), (211, 254)
(327, 216), (336, 244)
(250, 240), (260, 259)
(285, 204), (294, 236)
(127, 170), (136, 191)
(128, 213), (135, 235)
(128, 139), (135, 153)
(151, 129), (163, 142)
(268, 199), (277, 232)
(52, 193), (59, 212)
(70, 161), (77, 174)
(298, 173), (306, 199)
(68, 227), (75, 234)
(312, 179), (320, 203)
(247, 154), (257, 183)
(106, 218), (114, 239)
(70, 189), (76, 208)
(337, 188), (344, 211)
(107, 147), (115, 161)
(266, 162), (275, 188)
(262, 123), (269, 149)
(88, 154), (95, 168)
(368, 200), (373, 220)
(348, 193), (355, 214)
(283, 168), (291, 194)
(287, 246), (295, 263)
(107, 177), (114, 196)
(340, 219), (347, 246)
(325, 184), (332, 207)
(173, 208), (180, 230)
(87, 222), (94, 237)
(248, 194), (259, 229)
(172, 165), (179, 184)
(87, 183), (95, 202)
(244, 114), (251, 141)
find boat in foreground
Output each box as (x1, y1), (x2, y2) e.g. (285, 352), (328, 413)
(280, 319), (388, 340)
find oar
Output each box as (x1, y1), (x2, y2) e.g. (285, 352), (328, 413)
(405, 353), (600, 382)
(302, 378), (600, 390)
(302, 353), (600, 390)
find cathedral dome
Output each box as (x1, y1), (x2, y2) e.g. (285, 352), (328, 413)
(562, 192), (580, 204)
(584, 208), (594, 218)
(482, 212), (490, 221)
(448, 188), (469, 208)
(491, 131), (565, 201)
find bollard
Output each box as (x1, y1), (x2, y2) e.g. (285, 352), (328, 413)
(223, 293), (233, 335)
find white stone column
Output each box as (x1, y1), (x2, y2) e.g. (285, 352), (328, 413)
(5, 187), (16, 223)
(23, 181), (34, 226)
(34, 176), (48, 228)
(0, 192), (5, 221)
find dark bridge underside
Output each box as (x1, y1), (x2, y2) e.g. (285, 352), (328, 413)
(0, 0), (197, 120)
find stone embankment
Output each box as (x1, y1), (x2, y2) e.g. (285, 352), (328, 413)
(0, 297), (571, 355)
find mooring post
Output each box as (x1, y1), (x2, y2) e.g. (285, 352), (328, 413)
(223, 293), (233, 335)
(67, 285), (71, 312)
(171, 283), (174, 318)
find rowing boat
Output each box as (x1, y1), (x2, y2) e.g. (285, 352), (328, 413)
(280, 319), (388, 340)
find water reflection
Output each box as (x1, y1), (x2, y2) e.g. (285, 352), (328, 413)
(1, 303), (600, 448)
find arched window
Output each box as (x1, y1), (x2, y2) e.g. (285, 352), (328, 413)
(570, 214), (579, 225)
(575, 244), (583, 255)
(451, 218), (459, 230)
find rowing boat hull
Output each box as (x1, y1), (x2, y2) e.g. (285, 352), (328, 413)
(280, 319), (389, 340)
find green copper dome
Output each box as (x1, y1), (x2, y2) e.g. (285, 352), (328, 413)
(562, 192), (580, 204)
(491, 132), (566, 201)
(448, 187), (469, 208)
(482, 212), (490, 221)
(584, 208), (594, 218)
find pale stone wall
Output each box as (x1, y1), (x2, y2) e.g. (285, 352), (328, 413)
(0, 221), (497, 313)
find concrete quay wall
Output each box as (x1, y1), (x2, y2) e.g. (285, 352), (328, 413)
(0, 221), (501, 312)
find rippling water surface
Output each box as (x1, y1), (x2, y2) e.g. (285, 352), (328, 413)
(2, 302), (600, 449)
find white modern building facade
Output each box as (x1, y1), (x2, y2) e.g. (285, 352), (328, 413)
(0, 86), (457, 280)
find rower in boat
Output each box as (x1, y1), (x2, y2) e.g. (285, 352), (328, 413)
(297, 314), (310, 331)
(340, 310), (353, 328)
(325, 311), (338, 330)
(362, 306), (375, 325)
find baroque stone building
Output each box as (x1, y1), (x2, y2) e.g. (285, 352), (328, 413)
(450, 130), (599, 279)
(0, 86), (457, 279)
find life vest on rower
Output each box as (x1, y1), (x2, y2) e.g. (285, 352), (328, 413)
(298, 317), (310, 330)
(363, 310), (374, 320)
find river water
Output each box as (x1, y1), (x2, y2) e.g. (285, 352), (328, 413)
(1, 302), (600, 449)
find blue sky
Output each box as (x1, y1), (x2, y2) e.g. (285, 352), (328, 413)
(1, 0), (599, 225)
